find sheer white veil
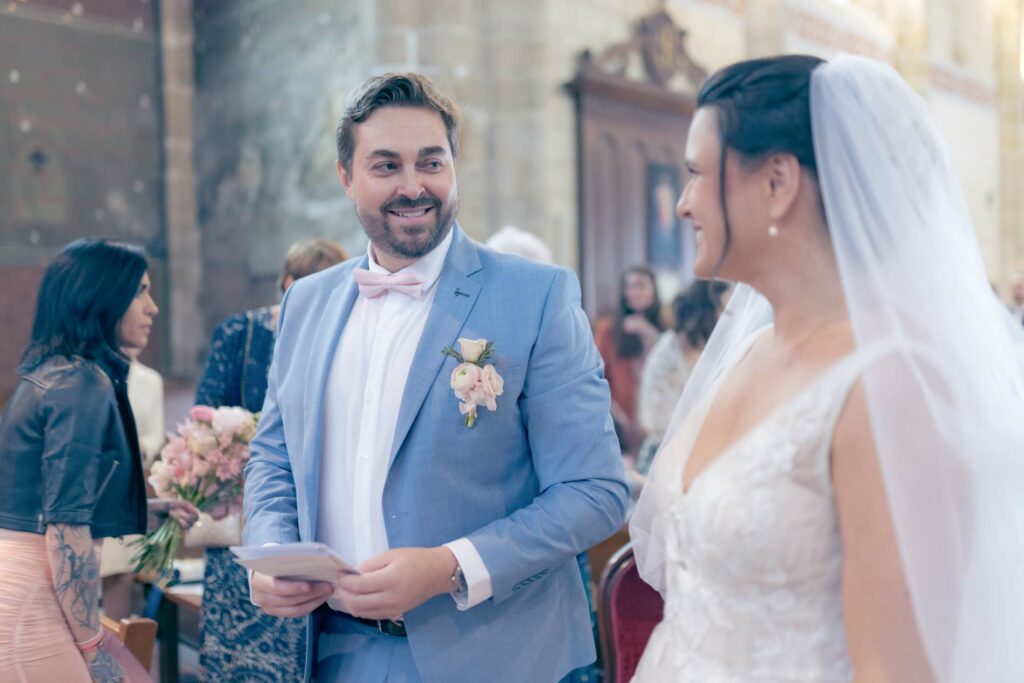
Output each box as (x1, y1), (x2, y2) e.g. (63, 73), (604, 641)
(630, 54), (1024, 681)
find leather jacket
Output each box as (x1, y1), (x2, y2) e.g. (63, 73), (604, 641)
(0, 354), (148, 538)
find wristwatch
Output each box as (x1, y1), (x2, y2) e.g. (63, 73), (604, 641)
(450, 563), (468, 595)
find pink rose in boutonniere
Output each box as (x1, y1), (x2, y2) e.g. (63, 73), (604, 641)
(442, 338), (504, 428)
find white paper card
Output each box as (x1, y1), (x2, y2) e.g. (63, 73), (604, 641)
(229, 542), (357, 583)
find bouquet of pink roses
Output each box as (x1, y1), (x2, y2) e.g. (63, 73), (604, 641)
(132, 405), (258, 576)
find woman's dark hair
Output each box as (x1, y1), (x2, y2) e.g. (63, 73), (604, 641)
(19, 238), (149, 372)
(673, 280), (729, 349)
(615, 265), (662, 358)
(696, 55), (825, 268)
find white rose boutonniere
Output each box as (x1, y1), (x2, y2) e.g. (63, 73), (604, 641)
(442, 338), (504, 428)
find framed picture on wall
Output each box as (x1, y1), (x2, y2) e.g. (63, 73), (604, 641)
(646, 163), (683, 271)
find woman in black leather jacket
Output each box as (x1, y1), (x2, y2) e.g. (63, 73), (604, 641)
(0, 239), (196, 682)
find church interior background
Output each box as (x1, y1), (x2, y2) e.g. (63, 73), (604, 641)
(2, 0), (1023, 402)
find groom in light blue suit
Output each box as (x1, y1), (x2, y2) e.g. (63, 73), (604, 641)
(243, 73), (628, 682)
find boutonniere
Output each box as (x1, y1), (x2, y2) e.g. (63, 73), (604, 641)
(442, 338), (505, 428)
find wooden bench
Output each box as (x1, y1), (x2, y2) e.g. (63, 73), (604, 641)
(101, 613), (158, 671)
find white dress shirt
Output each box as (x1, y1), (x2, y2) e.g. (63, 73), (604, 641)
(317, 229), (491, 610)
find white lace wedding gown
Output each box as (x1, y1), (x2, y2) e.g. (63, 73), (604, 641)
(632, 352), (872, 682)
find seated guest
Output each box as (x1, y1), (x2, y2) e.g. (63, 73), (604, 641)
(0, 239), (196, 682)
(195, 237), (348, 682)
(594, 266), (663, 455)
(635, 280), (729, 477)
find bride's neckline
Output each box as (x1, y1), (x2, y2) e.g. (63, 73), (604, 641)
(680, 336), (858, 497)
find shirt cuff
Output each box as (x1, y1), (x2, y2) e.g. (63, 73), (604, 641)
(248, 542), (280, 606)
(444, 538), (492, 610)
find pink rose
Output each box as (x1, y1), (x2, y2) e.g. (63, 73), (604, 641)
(212, 407), (254, 441)
(215, 457), (241, 482)
(466, 365), (504, 412)
(178, 449), (193, 472)
(190, 405), (215, 423)
(482, 365), (504, 395)
(237, 417), (257, 443)
(450, 363), (482, 401)
(160, 435), (186, 466)
(187, 425), (218, 456)
(192, 456), (211, 478)
(148, 461), (173, 496)
(230, 442), (251, 462)
(173, 462), (190, 487)
(468, 377), (495, 411)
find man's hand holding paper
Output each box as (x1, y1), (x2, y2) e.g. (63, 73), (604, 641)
(250, 572), (334, 618)
(232, 543), (356, 618)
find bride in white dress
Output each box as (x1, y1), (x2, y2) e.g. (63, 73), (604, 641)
(630, 55), (1024, 682)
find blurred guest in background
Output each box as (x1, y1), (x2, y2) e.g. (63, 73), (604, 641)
(486, 225), (554, 264)
(1010, 272), (1024, 324)
(194, 237), (347, 682)
(594, 266), (663, 454)
(0, 239), (195, 682)
(635, 280), (729, 477)
(99, 348), (166, 620)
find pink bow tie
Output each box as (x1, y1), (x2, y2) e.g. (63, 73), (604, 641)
(353, 268), (425, 299)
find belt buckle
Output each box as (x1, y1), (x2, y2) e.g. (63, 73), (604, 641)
(375, 619), (405, 637)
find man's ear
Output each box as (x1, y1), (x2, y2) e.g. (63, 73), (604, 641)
(336, 161), (355, 200)
(765, 153), (801, 222)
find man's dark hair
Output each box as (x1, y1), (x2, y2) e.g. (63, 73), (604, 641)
(696, 55), (825, 267)
(336, 73), (462, 174)
(19, 238), (148, 372)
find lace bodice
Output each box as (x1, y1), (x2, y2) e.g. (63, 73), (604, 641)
(633, 354), (868, 682)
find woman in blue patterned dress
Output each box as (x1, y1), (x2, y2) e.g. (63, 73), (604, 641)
(195, 238), (347, 682)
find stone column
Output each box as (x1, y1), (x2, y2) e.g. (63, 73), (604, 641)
(160, 0), (202, 377)
(891, 0), (929, 91)
(745, 0), (786, 58)
(994, 0), (1024, 286)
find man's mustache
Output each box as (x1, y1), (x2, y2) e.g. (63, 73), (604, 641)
(382, 196), (440, 212)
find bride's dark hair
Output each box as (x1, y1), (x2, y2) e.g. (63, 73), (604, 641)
(696, 55), (825, 265)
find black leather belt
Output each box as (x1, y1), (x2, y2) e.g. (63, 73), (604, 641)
(351, 616), (407, 637)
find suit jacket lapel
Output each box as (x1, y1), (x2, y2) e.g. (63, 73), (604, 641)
(389, 227), (482, 465)
(301, 259), (363, 540)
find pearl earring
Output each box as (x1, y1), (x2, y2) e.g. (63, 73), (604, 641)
(768, 225), (779, 238)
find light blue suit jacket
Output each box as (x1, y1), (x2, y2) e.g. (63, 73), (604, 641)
(243, 225), (628, 682)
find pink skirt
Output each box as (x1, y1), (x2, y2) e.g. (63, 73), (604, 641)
(0, 528), (150, 683)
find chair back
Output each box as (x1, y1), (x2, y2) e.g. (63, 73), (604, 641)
(597, 543), (664, 683)
(101, 613), (158, 675)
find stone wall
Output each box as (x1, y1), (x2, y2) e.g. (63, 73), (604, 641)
(191, 0), (371, 332)
(0, 0), (163, 398)
(2, 0), (1021, 391)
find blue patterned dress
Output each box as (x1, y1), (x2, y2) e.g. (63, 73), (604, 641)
(195, 307), (306, 682)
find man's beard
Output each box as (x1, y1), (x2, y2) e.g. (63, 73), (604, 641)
(359, 194), (458, 261)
